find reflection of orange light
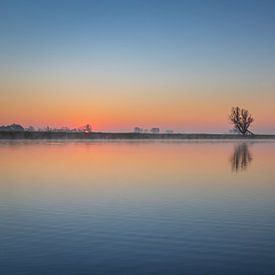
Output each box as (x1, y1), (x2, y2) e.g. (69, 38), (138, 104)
(0, 142), (243, 177)
(0, 140), (275, 208)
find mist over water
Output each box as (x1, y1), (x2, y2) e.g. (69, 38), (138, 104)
(0, 141), (275, 274)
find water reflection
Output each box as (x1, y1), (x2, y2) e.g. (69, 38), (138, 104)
(230, 143), (252, 172)
(1, 141), (275, 275)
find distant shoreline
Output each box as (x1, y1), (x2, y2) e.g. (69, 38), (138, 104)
(1, 131), (275, 140)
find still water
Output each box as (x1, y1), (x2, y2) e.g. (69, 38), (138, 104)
(0, 140), (275, 275)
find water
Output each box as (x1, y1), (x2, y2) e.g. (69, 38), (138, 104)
(0, 140), (275, 275)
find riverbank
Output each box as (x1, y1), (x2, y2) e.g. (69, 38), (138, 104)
(1, 131), (275, 140)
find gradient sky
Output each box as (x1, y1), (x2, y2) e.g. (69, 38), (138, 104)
(0, 0), (275, 133)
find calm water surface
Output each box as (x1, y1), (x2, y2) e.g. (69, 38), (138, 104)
(0, 141), (275, 275)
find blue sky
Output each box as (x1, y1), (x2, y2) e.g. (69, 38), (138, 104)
(1, 0), (274, 64)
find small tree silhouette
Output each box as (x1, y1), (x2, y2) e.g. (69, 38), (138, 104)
(229, 107), (254, 135)
(84, 124), (92, 133)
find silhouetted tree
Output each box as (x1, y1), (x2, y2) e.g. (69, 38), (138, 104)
(46, 126), (51, 132)
(229, 107), (254, 135)
(0, 124), (24, 132)
(84, 124), (92, 133)
(151, 128), (160, 134)
(134, 127), (143, 133)
(26, 126), (35, 131)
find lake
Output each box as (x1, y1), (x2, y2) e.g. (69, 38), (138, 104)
(0, 140), (275, 274)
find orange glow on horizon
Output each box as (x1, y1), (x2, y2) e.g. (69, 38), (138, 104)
(1, 77), (275, 133)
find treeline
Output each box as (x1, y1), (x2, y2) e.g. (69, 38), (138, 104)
(0, 124), (24, 131)
(0, 124), (93, 133)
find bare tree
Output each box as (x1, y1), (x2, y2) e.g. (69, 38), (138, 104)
(26, 126), (35, 131)
(84, 124), (92, 133)
(151, 128), (160, 134)
(78, 124), (92, 133)
(134, 127), (143, 133)
(229, 107), (254, 135)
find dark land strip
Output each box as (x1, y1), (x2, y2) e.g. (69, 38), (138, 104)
(1, 131), (275, 140)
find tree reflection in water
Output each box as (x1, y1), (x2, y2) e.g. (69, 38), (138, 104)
(230, 143), (252, 172)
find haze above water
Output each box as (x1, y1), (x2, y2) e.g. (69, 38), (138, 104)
(1, 141), (275, 274)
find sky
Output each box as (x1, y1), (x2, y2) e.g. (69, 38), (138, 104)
(0, 0), (275, 133)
